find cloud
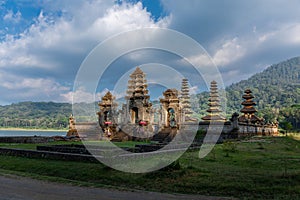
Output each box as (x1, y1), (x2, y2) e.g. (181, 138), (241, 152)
(213, 37), (246, 67)
(161, 0), (300, 83)
(3, 10), (22, 23)
(1, 0), (300, 104)
(61, 87), (126, 104)
(0, 71), (69, 102)
(0, 1), (169, 104)
(189, 85), (198, 95)
(0, 1), (169, 72)
(258, 23), (300, 45)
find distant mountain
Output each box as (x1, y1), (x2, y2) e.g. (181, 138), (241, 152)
(0, 102), (71, 129)
(226, 56), (300, 112)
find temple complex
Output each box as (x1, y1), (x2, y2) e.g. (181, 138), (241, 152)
(69, 68), (278, 141)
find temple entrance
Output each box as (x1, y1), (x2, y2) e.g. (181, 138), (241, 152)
(168, 108), (176, 128)
(131, 107), (139, 124)
(104, 111), (109, 121)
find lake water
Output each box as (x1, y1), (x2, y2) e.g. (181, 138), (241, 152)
(0, 130), (66, 137)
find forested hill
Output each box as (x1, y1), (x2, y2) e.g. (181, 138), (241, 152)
(0, 102), (71, 129)
(226, 56), (300, 112)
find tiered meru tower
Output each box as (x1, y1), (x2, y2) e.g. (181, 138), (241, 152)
(180, 78), (192, 118)
(201, 81), (226, 121)
(238, 89), (262, 123)
(125, 67), (152, 124)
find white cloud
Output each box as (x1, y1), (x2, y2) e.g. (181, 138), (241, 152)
(61, 87), (116, 103)
(213, 37), (246, 67)
(89, 3), (169, 36)
(0, 72), (69, 101)
(3, 10), (22, 23)
(189, 85), (198, 95)
(185, 54), (213, 68)
(258, 23), (300, 45)
(0, 1), (170, 104)
(0, 1), (169, 70)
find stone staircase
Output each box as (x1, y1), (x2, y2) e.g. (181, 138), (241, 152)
(152, 127), (177, 143)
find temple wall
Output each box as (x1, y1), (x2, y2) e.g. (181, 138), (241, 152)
(237, 123), (278, 137)
(198, 121), (278, 138)
(198, 121), (233, 134)
(74, 122), (102, 140)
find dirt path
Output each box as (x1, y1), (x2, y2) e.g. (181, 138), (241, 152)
(0, 175), (235, 200)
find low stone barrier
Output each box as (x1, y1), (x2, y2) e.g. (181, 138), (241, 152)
(0, 147), (99, 163)
(36, 145), (90, 155)
(0, 136), (54, 143)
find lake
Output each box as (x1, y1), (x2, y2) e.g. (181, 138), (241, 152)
(0, 130), (66, 137)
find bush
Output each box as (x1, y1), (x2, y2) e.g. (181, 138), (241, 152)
(222, 141), (238, 153)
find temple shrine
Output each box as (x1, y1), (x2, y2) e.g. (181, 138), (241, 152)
(124, 67), (153, 125)
(201, 81), (226, 121)
(97, 91), (118, 137)
(66, 114), (78, 137)
(180, 78), (193, 118)
(238, 89), (262, 123)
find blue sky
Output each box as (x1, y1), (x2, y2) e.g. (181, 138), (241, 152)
(0, 0), (300, 105)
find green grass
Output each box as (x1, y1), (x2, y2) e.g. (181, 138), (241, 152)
(0, 137), (299, 199)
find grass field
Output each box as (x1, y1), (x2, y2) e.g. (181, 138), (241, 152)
(0, 136), (299, 199)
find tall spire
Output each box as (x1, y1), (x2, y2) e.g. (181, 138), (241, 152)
(125, 67), (152, 124)
(180, 78), (192, 116)
(126, 67), (149, 99)
(238, 89), (261, 123)
(201, 81), (226, 121)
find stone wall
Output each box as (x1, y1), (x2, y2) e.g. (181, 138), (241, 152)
(0, 136), (54, 143)
(0, 147), (98, 163)
(238, 123), (278, 137)
(198, 121), (278, 138)
(198, 121), (233, 134)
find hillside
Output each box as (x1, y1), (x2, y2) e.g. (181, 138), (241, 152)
(226, 56), (300, 130)
(0, 102), (71, 129)
(226, 56), (300, 111)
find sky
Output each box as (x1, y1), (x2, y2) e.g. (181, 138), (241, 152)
(0, 0), (300, 105)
